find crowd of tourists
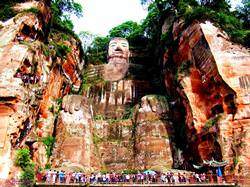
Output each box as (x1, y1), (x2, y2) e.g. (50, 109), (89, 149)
(40, 169), (223, 185)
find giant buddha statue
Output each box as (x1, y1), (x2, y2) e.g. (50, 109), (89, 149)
(62, 37), (130, 113)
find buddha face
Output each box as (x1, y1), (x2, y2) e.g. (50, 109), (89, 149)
(103, 37), (130, 81)
(108, 37), (129, 60)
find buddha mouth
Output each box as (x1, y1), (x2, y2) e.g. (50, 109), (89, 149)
(112, 51), (125, 55)
(108, 56), (128, 63)
(109, 52), (129, 59)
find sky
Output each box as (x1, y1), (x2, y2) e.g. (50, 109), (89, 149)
(72, 0), (242, 37)
(72, 0), (148, 36)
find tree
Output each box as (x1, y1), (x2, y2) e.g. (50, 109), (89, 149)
(86, 36), (110, 64)
(51, 0), (82, 18)
(108, 21), (147, 48)
(109, 21), (141, 38)
(50, 0), (83, 32)
(15, 148), (35, 187)
(236, 0), (250, 28)
(140, 0), (180, 11)
(198, 0), (230, 11)
(79, 31), (97, 52)
(0, 0), (23, 21)
(15, 148), (32, 169)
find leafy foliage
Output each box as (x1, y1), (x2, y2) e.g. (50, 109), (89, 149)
(93, 133), (103, 144)
(50, 0), (83, 38)
(122, 169), (141, 174)
(236, 0), (250, 28)
(55, 42), (71, 58)
(42, 136), (56, 158)
(15, 148), (32, 169)
(175, 60), (192, 81)
(109, 21), (140, 38)
(122, 105), (135, 120)
(41, 37), (71, 59)
(93, 114), (105, 121)
(182, 4), (250, 46)
(204, 114), (222, 129)
(45, 163), (52, 169)
(22, 7), (41, 16)
(198, 0), (230, 11)
(108, 21), (148, 48)
(0, 0), (23, 21)
(79, 31), (97, 52)
(85, 36), (110, 65)
(52, 0), (82, 18)
(138, 0), (250, 48)
(15, 148), (35, 187)
(20, 164), (35, 187)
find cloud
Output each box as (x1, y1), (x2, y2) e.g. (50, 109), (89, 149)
(72, 0), (147, 36)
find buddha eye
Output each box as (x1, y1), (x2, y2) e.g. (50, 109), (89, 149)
(121, 43), (128, 47)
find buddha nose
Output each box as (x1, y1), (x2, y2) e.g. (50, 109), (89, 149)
(115, 45), (122, 51)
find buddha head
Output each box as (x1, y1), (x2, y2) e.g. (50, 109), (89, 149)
(107, 37), (130, 62)
(102, 37), (130, 81)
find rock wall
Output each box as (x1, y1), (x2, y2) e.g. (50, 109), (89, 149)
(0, 1), (249, 185)
(51, 105), (93, 172)
(170, 20), (250, 183)
(91, 95), (174, 172)
(0, 0), (83, 179)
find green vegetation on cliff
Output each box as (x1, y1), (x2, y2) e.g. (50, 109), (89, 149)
(0, 0), (23, 21)
(42, 136), (56, 158)
(139, 0), (250, 47)
(83, 0), (249, 64)
(15, 148), (35, 187)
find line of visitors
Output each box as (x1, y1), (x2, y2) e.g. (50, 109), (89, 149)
(42, 170), (222, 184)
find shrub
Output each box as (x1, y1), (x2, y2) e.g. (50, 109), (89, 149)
(45, 163), (52, 169)
(15, 148), (35, 187)
(122, 169), (140, 174)
(20, 164), (35, 187)
(93, 133), (103, 144)
(42, 136), (55, 158)
(176, 60), (192, 81)
(15, 148), (32, 169)
(204, 114), (222, 129)
(0, 0), (20, 21)
(122, 105), (134, 120)
(94, 114), (105, 121)
(22, 7), (40, 16)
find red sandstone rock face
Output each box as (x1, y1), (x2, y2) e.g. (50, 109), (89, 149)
(171, 20), (250, 183)
(89, 95), (173, 172)
(201, 22), (250, 182)
(91, 80), (152, 119)
(134, 95), (174, 170)
(93, 120), (134, 171)
(1, 1), (249, 182)
(51, 108), (94, 172)
(0, 1), (83, 179)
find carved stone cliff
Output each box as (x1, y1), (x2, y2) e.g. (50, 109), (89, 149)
(0, 1), (249, 185)
(0, 0), (83, 179)
(168, 20), (250, 183)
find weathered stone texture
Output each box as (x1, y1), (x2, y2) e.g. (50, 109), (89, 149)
(172, 20), (250, 183)
(92, 119), (133, 171)
(51, 97), (95, 172)
(0, 1), (83, 178)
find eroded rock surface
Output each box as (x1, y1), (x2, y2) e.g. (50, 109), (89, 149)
(171, 20), (250, 183)
(0, 0), (83, 178)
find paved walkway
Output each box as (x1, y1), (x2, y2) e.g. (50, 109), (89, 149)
(36, 183), (236, 187)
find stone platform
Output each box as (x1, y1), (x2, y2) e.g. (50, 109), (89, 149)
(35, 182), (236, 187)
